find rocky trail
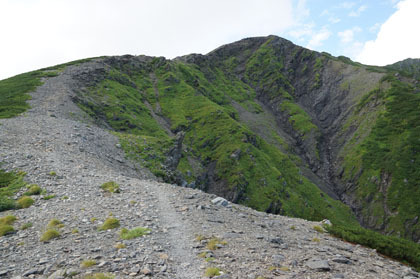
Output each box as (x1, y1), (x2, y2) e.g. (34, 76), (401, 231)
(0, 67), (418, 278)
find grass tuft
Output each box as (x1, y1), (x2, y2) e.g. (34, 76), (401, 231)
(84, 273), (115, 279)
(40, 229), (60, 242)
(100, 181), (120, 193)
(206, 237), (227, 251)
(0, 224), (14, 236)
(48, 219), (64, 228)
(204, 267), (221, 277)
(313, 225), (324, 233)
(81, 259), (97, 268)
(0, 215), (17, 225)
(42, 194), (56, 200)
(17, 196), (34, 208)
(119, 227), (150, 240)
(24, 184), (42, 196)
(99, 217), (120, 231)
(21, 222), (32, 230)
(114, 242), (126, 249)
(0, 169), (26, 212)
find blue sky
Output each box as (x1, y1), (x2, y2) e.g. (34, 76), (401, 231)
(0, 0), (419, 80)
(289, 0), (396, 58)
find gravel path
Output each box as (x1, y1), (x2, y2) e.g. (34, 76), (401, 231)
(0, 66), (419, 279)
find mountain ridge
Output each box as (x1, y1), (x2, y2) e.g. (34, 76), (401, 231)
(1, 35), (420, 242)
(0, 62), (419, 277)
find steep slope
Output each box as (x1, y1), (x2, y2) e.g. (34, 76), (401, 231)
(1, 69), (419, 278)
(387, 58), (420, 79)
(1, 35), (419, 243)
(65, 52), (358, 228)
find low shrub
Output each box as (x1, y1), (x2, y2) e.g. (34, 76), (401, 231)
(326, 224), (420, 272)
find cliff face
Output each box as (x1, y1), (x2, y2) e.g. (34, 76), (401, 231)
(3, 35), (419, 241)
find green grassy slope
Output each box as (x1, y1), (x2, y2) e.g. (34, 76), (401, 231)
(0, 70), (58, 118)
(72, 56), (357, 227)
(341, 74), (420, 240)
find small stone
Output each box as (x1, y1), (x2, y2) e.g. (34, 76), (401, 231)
(306, 259), (330, 271)
(23, 269), (40, 277)
(290, 260), (298, 267)
(333, 274), (345, 278)
(270, 237), (284, 245)
(321, 219), (332, 226)
(97, 261), (109, 267)
(272, 254), (285, 266)
(48, 269), (66, 279)
(211, 197), (229, 207)
(141, 267), (152, 275)
(0, 270), (9, 276)
(66, 268), (79, 277)
(38, 258), (49, 265)
(332, 256), (351, 264)
(129, 266), (140, 274)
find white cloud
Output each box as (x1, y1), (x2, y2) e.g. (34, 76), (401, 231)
(0, 0), (296, 80)
(306, 28), (331, 49)
(349, 5), (367, 17)
(338, 30), (354, 44)
(357, 0), (420, 66)
(338, 27), (362, 43)
(288, 23), (314, 41)
(329, 17), (341, 24)
(369, 23), (381, 33)
(338, 2), (356, 9)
